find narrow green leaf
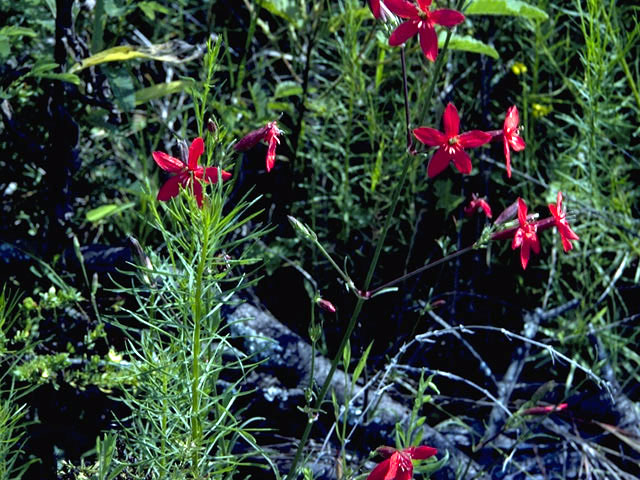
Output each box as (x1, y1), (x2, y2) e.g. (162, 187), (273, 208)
(134, 80), (193, 105)
(70, 43), (199, 73)
(465, 0), (549, 21)
(438, 33), (500, 59)
(274, 80), (302, 99)
(0, 26), (37, 38)
(86, 202), (135, 222)
(352, 342), (373, 385)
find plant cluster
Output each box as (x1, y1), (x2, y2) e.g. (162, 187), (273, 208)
(0, 0), (639, 479)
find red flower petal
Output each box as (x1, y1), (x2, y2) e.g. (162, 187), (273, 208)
(153, 151), (184, 173)
(520, 240), (531, 270)
(416, 0), (432, 13)
(389, 21), (419, 46)
(419, 23), (438, 61)
(517, 198), (528, 226)
(157, 174), (182, 201)
(431, 9), (465, 27)
(234, 125), (269, 152)
(458, 130), (491, 148)
(384, 0), (419, 18)
(479, 199), (493, 218)
(369, 0), (381, 18)
(266, 136), (278, 172)
(413, 127), (446, 146)
(367, 457), (391, 480)
(452, 148), (472, 174)
(191, 179), (204, 207)
(509, 134), (526, 151)
(427, 147), (452, 178)
(505, 105), (519, 130)
(407, 446), (437, 459)
(442, 103), (460, 137)
(512, 228), (524, 249)
(188, 137), (204, 171)
(531, 234), (541, 254)
(503, 136), (512, 178)
(198, 167), (232, 183)
(397, 469), (413, 480)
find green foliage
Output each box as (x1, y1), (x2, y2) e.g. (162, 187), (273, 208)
(465, 0), (549, 21)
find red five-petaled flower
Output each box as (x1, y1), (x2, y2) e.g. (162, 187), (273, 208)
(512, 198), (540, 270)
(464, 193), (492, 218)
(414, 103), (491, 178)
(367, 446), (437, 480)
(386, 0), (464, 62)
(234, 121), (282, 172)
(153, 137), (231, 207)
(503, 105), (526, 178)
(548, 191), (579, 252)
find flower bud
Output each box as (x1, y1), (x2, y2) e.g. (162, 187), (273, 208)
(287, 216), (317, 241)
(316, 298), (336, 314)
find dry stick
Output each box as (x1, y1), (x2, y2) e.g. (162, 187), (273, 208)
(415, 319), (608, 392)
(587, 324), (640, 436)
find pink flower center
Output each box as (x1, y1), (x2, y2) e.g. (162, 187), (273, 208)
(397, 452), (412, 472)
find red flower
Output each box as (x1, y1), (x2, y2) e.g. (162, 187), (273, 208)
(368, 446), (437, 480)
(548, 191), (579, 252)
(503, 106), (525, 178)
(464, 194), (492, 218)
(413, 103), (491, 178)
(153, 137), (231, 207)
(512, 198), (540, 270)
(386, 0), (464, 61)
(234, 121), (282, 172)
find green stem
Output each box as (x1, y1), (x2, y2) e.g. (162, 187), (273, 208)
(285, 22), (457, 480)
(191, 213), (209, 472)
(366, 245), (475, 297)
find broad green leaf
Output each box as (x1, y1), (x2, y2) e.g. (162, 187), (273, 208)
(0, 39), (10, 58)
(438, 33), (499, 59)
(134, 80), (193, 105)
(274, 81), (302, 99)
(465, 0), (548, 21)
(434, 179), (464, 214)
(255, 0), (296, 24)
(86, 202), (136, 223)
(105, 66), (135, 111)
(70, 43), (200, 73)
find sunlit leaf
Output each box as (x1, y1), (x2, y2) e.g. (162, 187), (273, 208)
(465, 0), (548, 21)
(70, 42), (200, 73)
(134, 80), (193, 105)
(438, 33), (500, 59)
(86, 202), (136, 223)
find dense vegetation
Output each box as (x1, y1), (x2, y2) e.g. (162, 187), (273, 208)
(1, 0), (639, 478)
